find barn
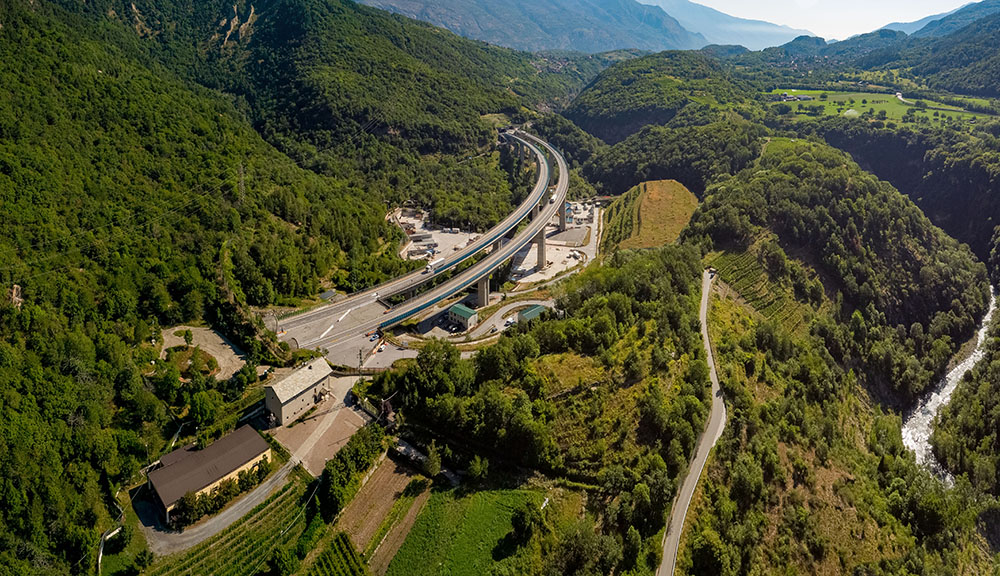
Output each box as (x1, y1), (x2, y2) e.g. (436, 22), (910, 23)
(148, 425), (271, 523)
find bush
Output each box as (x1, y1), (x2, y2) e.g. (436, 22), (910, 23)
(320, 424), (385, 520)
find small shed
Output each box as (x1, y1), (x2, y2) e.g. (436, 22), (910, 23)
(448, 303), (479, 331)
(517, 305), (547, 324)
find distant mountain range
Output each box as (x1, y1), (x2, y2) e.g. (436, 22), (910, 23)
(883, 5), (968, 35)
(638, 0), (811, 51)
(359, 0), (811, 53)
(881, 1), (1000, 38)
(358, 0), (706, 53)
(910, 0), (1000, 37)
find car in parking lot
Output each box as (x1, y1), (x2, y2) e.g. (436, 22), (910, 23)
(378, 343), (386, 352)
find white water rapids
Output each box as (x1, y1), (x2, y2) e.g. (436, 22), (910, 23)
(901, 289), (996, 485)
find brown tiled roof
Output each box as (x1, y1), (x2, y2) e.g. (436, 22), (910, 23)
(149, 425), (270, 509)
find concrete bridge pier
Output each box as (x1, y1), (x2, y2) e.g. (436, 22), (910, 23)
(477, 276), (490, 307)
(536, 230), (546, 271)
(492, 239), (502, 253)
(558, 200), (567, 231)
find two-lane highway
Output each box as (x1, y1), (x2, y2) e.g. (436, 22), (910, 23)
(657, 269), (727, 576)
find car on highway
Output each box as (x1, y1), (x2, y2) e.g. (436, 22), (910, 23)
(490, 326), (498, 334)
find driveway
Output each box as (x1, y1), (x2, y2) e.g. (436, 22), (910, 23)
(272, 376), (372, 476)
(657, 269), (727, 576)
(137, 460), (295, 557)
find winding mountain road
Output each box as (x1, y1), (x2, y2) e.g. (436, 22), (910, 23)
(657, 269), (727, 576)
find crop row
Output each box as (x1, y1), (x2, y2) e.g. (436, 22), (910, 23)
(150, 481), (306, 576)
(308, 533), (368, 576)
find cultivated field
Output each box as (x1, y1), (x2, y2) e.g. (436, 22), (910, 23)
(146, 477), (310, 576)
(306, 533), (369, 576)
(337, 456), (422, 551)
(618, 180), (698, 250)
(385, 489), (542, 576)
(708, 247), (811, 336)
(770, 88), (990, 122)
(366, 487), (430, 575)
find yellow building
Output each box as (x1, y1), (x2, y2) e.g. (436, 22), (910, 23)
(148, 425), (271, 523)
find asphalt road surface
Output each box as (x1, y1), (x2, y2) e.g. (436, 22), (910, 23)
(282, 131), (569, 366)
(657, 269), (727, 576)
(467, 299), (553, 338)
(279, 131), (555, 351)
(141, 461), (295, 556)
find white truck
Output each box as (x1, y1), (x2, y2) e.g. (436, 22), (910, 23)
(425, 257), (445, 273)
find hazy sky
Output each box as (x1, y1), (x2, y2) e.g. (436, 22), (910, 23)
(692, 0), (973, 40)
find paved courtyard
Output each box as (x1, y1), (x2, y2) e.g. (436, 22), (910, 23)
(270, 376), (371, 476)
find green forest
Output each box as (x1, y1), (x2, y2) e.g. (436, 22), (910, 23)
(9, 0), (1000, 574)
(0, 0), (607, 572)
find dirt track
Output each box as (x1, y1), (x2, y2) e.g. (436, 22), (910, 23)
(160, 325), (246, 380)
(338, 456), (418, 550)
(369, 488), (430, 576)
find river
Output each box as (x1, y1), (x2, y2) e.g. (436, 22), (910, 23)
(901, 288), (996, 484)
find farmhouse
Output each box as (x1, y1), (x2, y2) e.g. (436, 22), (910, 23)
(265, 357), (333, 426)
(148, 425), (271, 523)
(448, 303), (478, 331)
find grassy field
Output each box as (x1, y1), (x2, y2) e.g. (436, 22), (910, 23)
(306, 533), (370, 576)
(384, 489), (542, 576)
(602, 180), (698, 251)
(770, 88), (990, 123)
(146, 476), (310, 576)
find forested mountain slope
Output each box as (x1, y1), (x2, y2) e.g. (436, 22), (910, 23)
(356, 0), (706, 53)
(582, 110), (763, 196)
(674, 139), (992, 575)
(910, 0), (1000, 38)
(907, 12), (1000, 97)
(564, 51), (752, 143)
(0, 0), (602, 572)
(883, 5), (965, 35)
(685, 139), (989, 403)
(789, 117), (1000, 260)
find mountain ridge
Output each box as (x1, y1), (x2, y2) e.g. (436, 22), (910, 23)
(639, 0), (812, 50)
(358, 0), (707, 53)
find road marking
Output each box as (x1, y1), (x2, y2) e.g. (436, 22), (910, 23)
(337, 308), (352, 323)
(320, 321), (339, 339)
